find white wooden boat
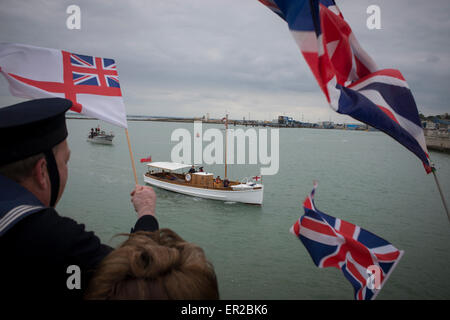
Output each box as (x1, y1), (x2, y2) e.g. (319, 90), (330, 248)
(143, 162), (263, 205)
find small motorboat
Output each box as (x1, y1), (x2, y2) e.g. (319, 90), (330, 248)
(87, 126), (114, 145)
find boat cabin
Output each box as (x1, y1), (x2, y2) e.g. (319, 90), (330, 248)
(145, 162), (243, 190)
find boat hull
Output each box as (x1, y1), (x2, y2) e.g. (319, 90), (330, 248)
(87, 136), (114, 145)
(143, 174), (263, 205)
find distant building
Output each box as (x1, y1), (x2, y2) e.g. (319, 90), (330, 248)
(319, 121), (334, 129)
(422, 121), (437, 129)
(433, 118), (450, 131)
(345, 123), (365, 130)
(278, 115), (294, 126)
(302, 122), (315, 128)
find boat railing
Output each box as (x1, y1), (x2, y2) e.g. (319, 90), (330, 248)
(241, 177), (261, 186)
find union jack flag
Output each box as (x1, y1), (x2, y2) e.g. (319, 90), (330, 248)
(290, 183), (404, 300)
(259, 0), (433, 173)
(70, 53), (120, 88)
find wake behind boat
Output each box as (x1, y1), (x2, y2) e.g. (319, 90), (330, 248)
(143, 162), (264, 205)
(87, 126), (114, 145)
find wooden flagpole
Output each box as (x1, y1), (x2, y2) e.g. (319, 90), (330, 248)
(125, 128), (139, 185)
(432, 170), (450, 222)
(224, 114), (228, 179)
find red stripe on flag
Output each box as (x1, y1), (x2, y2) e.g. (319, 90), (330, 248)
(337, 220), (356, 238)
(347, 69), (406, 89)
(301, 217), (336, 236)
(302, 52), (330, 101)
(62, 51), (81, 112)
(423, 162), (433, 174)
(71, 64), (118, 76)
(320, 3), (354, 85)
(345, 239), (376, 268)
(74, 75), (92, 83)
(292, 220), (300, 236)
(303, 196), (313, 210)
(377, 105), (399, 124)
(322, 245), (347, 269)
(355, 55), (371, 79)
(346, 260), (367, 299)
(9, 73), (122, 97)
(95, 57), (108, 87)
(374, 251), (400, 261)
(258, 0), (277, 9)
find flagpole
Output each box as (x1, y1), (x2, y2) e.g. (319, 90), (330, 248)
(225, 114), (228, 179)
(431, 170), (450, 222)
(125, 128), (139, 185)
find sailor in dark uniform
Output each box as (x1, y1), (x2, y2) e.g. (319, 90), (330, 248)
(0, 98), (159, 299)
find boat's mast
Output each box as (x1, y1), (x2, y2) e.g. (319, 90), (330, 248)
(225, 113), (228, 179)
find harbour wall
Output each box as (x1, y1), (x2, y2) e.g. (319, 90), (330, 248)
(424, 129), (450, 153)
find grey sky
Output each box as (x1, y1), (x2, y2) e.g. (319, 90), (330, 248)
(0, 0), (448, 122)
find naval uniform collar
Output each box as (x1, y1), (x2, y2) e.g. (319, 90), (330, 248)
(0, 174), (46, 236)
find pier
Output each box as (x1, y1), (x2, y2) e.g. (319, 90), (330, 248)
(424, 129), (450, 153)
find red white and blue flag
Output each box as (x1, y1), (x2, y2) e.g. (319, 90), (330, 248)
(290, 183), (404, 300)
(258, 0), (432, 173)
(0, 43), (127, 128)
(70, 53), (120, 88)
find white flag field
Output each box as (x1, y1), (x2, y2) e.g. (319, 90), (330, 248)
(0, 43), (127, 128)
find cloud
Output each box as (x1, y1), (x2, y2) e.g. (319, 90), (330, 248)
(1, 0), (449, 120)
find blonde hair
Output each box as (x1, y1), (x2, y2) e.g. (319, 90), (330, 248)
(85, 229), (219, 300)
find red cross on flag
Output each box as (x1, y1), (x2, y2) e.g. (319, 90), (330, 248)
(0, 43), (127, 128)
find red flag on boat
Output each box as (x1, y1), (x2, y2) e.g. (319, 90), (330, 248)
(253, 175), (261, 181)
(140, 156), (152, 163)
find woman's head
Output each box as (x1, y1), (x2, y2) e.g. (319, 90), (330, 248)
(85, 229), (219, 300)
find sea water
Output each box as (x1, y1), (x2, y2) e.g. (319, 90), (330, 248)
(58, 119), (450, 300)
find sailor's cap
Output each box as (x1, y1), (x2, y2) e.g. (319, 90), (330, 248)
(0, 98), (72, 166)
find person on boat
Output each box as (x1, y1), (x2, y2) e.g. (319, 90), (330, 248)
(199, 167), (204, 172)
(90, 128), (95, 138)
(188, 165), (196, 174)
(85, 229), (219, 300)
(223, 178), (230, 188)
(0, 98), (159, 300)
(215, 176), (222, 184)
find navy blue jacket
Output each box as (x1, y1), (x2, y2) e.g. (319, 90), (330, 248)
(0, 175), (158, 299)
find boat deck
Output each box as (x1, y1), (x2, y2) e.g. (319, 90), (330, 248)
(145, 172), (261, 191)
